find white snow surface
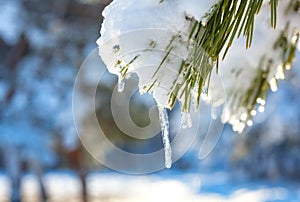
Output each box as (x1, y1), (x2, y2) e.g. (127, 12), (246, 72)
(13, 171), (300, 201)
(0, 174), (10, 202)
(97, 0), (218, 108)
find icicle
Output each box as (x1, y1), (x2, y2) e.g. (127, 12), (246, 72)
(158, 106), (172, 168)
(210, 106), (218, 120)
(181, 111), (192, 128)
(117, 75), (125, 92)
(276, 65), (285, 80)
(221, 107), (230, 123)
(191, 90), (199, 112)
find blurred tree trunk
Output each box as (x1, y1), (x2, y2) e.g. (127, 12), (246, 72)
(67, 148), (87, 202)
(29, 159), (48, 202)
(5, 146), (21, 202)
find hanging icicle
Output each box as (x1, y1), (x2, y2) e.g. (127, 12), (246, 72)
(181, 111), (192, 128)
(117, 75), (125, 92)
(158, 106), (172, 169)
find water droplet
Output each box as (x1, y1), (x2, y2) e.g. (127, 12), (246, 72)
(240, 113), (248, 121)
(276, 66), (285, 80)
(258, 105), (265, 113)
(237, 122), (245, 134)
(256, 98), (266, 105)
(269, 77), (278, 92)
(251, 110), (257, 116)
(291, 35), (298, 44)
(247, 120), (253, 127)
(256, 98), (262, 104)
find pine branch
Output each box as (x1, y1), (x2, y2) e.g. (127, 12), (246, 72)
(226, 27), (299, 133)
(165, 0), (278, 112)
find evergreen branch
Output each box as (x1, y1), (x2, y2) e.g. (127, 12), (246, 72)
(226, 28), (299, 133)
(168, 0), (272, 112)
(150, 0), (280, 112)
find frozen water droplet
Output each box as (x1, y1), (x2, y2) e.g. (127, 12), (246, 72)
(258, 105), (265, 113)
(211, 107), (218, 120)
(269, 77), (278, 92)
(181, 111), (192, 128)
(222, 108), (230, 123)
(251, 110), (257, 116)
(257, 98), (262, 104)
(191, 90), (199, 112)
(247, 120), (253, 127)
(202, 86), (207, 94)
(158, 106), (172, 168)
(276, 65), (285, 80)
(118, 76), (125, 92)
(240, 113), (248, 121)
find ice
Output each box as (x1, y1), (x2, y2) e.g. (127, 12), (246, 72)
(240, 113), (248, 122)
(97, 0), (215, 110)
(181, 111), (192, 128)
(259, 105), (265, 113)
(275, 65), (285, 80)
(269, 78), (278, 92)
(117, 76), (125, 92)
(158, 106), (172, 169)
(247, 120), (254, 127)
(257, 98), (266, 106)
(210, 107), (218, 120)
(251, 110), (257, 116)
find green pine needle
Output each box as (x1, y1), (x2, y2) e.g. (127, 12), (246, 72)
(150, 0), (281, 112)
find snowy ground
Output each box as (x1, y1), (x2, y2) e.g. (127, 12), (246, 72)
(1, 170), (300, 202)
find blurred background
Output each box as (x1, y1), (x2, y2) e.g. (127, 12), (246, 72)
(0, 0), (300, 201)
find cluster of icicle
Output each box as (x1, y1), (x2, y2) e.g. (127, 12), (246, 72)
(97, 0), (217, 168)
(97, 0), (300, 168)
